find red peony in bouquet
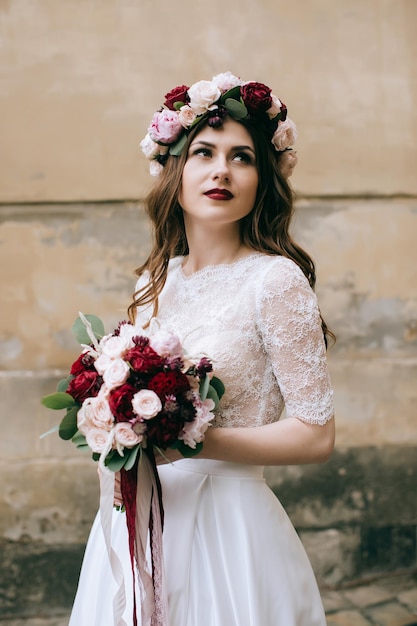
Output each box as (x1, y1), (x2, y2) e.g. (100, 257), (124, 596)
(42, 313), (224, 469)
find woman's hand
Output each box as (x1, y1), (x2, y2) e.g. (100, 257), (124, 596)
(97, 465), (124, 507)
(114, 471), (123, 507)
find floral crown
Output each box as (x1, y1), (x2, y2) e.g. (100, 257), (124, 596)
(140, 71), (297, 176)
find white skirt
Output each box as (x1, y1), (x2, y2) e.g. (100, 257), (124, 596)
(69, 459), (326, 626)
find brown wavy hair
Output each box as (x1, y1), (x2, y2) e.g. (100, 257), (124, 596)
(128, 117), (334, 346)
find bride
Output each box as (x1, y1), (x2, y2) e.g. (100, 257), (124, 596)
(69, 71), (335, 626)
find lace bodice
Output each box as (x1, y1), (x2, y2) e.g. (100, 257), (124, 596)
(135, 254), (334, 428)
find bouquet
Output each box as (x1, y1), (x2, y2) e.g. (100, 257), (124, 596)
(41, 313), (224, 469)
(41, 312), (224, 626)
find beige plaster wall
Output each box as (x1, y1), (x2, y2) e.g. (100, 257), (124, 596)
(1, 0), (416, 202)
(1, 0), (416, 574)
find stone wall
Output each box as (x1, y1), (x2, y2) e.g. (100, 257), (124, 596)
(1, 0), (416, 619)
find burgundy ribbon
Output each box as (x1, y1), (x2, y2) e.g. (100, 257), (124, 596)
(121, 449), (169, 626)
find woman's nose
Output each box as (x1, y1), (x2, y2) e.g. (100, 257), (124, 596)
(211, 156), (230, 181)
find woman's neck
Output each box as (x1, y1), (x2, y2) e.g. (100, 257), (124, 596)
(181, 223), (253, 276)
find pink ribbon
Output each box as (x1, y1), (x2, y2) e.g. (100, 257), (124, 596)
(135, 452), (170, 626)
(98, 467), (128, 626)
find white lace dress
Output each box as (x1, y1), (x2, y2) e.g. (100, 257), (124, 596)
(69, 253), (334, 626)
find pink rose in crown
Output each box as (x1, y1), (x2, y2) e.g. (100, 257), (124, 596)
(241, 82), (272, 112)
(148, 110), (183, 145)
(178, 105), (197, 128)
(164, 84), (189, 110)
(271, 117), (298, 151)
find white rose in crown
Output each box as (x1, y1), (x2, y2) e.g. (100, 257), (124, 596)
(187, 80), (222, 115)
(140, 133), (161, 160)
(102, 358), (130, 389)
(211, 71), (242, 92)
(149, 160), (164, 177)
(271, 117), (298, 151)
(132, 389), (162, 419)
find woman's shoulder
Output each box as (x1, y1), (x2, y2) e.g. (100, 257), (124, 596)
(252, 254), (316, 307)
(252, 253), (310, 285)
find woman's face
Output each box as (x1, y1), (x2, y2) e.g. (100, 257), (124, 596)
(178, 118), (259, 230)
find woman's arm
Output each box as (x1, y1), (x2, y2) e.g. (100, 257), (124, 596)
(201, 417), (335, 465)
(156, 417), (334, 466)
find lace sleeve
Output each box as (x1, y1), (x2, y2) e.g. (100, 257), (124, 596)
(256, 258), (334, 425)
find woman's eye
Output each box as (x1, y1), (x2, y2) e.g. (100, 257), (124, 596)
(233, 152), (254, 164)
(192, 148), (212, 158)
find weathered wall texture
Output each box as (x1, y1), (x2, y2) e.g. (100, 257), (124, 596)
(0, 0), (416, 619)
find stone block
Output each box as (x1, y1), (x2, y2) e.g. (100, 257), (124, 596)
(0, 458), (98, 544)
(0, 540), (83, 618)
(365, 600), (417, 625)
(326, 610), (373, 626)
(300, 528), (361, 586)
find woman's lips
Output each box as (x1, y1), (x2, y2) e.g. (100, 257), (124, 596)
(204, 188), (234, 200)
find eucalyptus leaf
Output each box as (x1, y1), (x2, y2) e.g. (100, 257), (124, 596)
(105, 452), (127, 472)
(59, 406), (79, 440)
(199, 375), (210, 401)
(92, 452), (100, 462)
(210, 376), (225, 400)
(206, 386), (220, 409)
(57, 376), (73, 392)
(41, 392), (77, 410)
(219, 85), (241, 103)
(39, 424), (59, 439)
(224, 98), (248, 120)
(72, 314), (105, 345)
(124, 445), (140, 471)
(169, 134), (188, 157)
(173, 101), (185, 111)
(72, 431), (86, 446)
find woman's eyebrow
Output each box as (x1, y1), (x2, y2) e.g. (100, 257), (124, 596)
(190, 140), (255, 154)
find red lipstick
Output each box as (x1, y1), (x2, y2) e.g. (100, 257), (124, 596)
(204, 188), (234, 200)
